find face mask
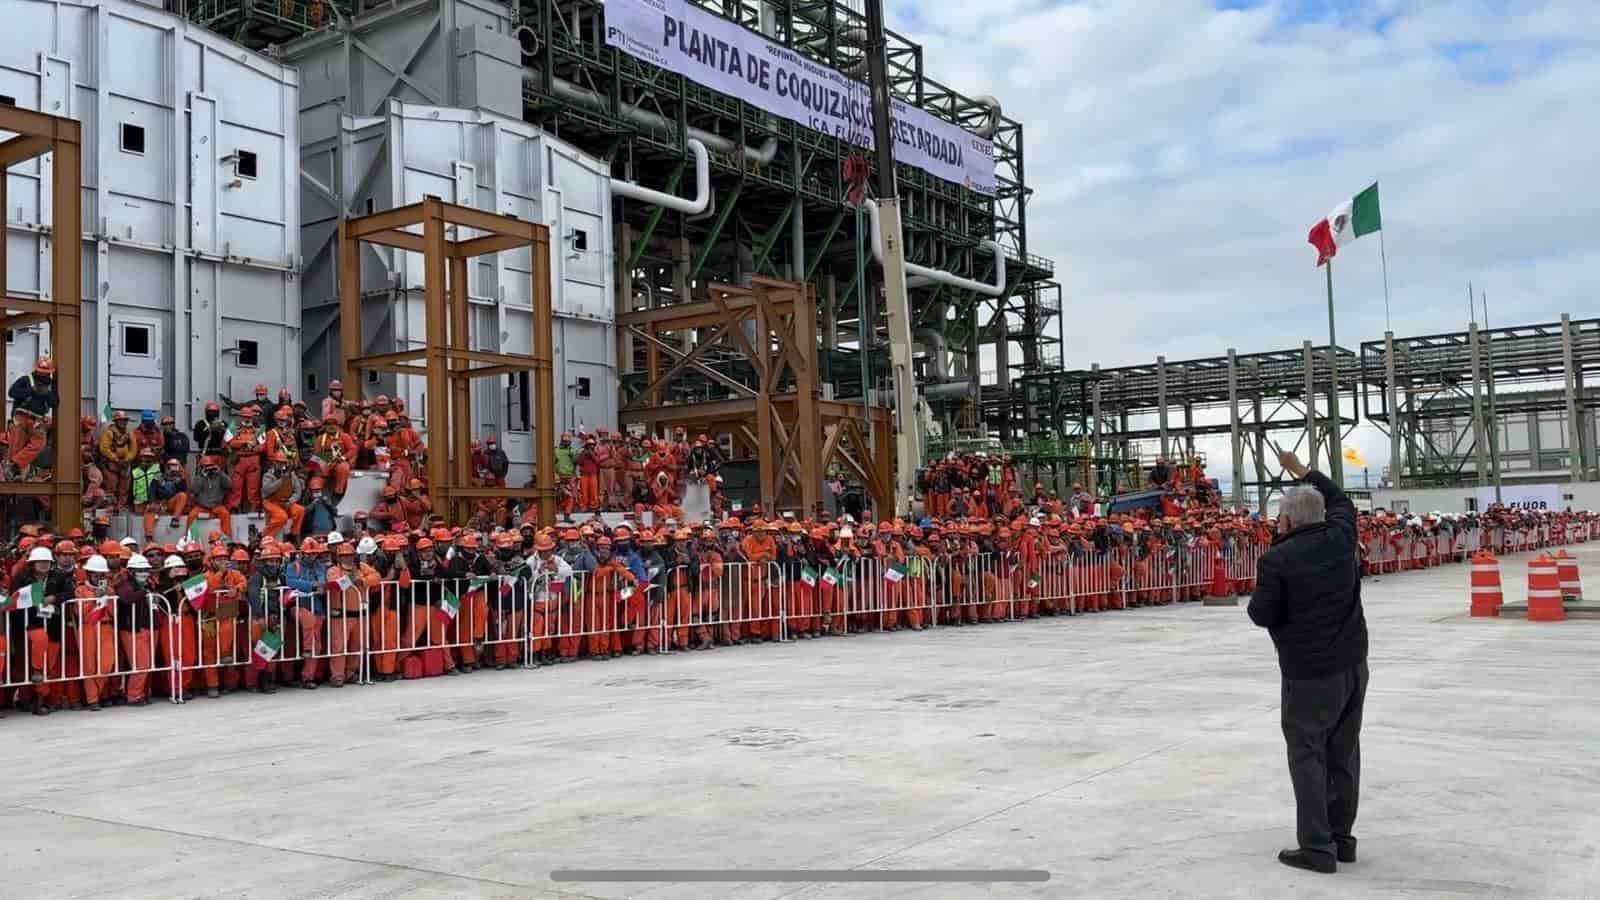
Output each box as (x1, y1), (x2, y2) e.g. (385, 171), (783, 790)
(133, 572), (150, 586)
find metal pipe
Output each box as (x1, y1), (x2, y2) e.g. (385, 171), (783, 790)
(860, 201), (1005, 297)
(914, 326), (947, 378)
(537, 71), (780, 165)
(611, 138), (711, 215)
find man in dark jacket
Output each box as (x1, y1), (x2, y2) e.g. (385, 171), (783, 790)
(1249, 450), (1368, 874)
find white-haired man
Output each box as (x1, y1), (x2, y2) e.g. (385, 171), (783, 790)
(1249, 450), (1369, 874)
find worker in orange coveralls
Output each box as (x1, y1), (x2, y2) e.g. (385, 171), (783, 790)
(226, 406), (264, 512)
(326, 541), (376, 688)
(313, 416), (357, 498)
(197, 543), (246, 698)
(576, 436), (602, 512)
(739, 521), (779, 641)
(587, 536), (633, 658)
(261, 452), (306, 541)
(74, 553), (118, 710)
(592, 428), (616, 510)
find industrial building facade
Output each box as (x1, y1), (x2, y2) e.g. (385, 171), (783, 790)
(1, 0), (299, 424)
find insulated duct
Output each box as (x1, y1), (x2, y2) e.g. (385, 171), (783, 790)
(534, 71), (780, 165)
(861, 202), (1006, 297)
(611, 138), (711, 215)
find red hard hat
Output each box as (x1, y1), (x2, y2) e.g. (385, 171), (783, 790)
(205, 401), (220, 413)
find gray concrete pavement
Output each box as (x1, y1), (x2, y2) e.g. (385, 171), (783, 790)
(6, 544), (1599, 899)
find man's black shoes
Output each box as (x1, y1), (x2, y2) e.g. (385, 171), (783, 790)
(1336, 842), (1357, 864)
(1278, 849), (1336, 874)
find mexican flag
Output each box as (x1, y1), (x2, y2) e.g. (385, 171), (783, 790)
(884, 563), (908, 584)
(7, 582), (44, 611)
(86, 596), (113, 626)
(800, 566), (818, 587)
(467, 576), (494, 599)
(620, 582), (636, 601)
(820, 568), (840, 591)
(437, 587), (461, 625)
(252, 630), (284, 670)
(1308, 182), (1381, 266)
(182, 573), (212, 609)
(329, 571), (354, 593)
(563, 577), (584, 603)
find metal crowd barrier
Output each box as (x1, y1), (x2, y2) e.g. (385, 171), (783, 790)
(1, 592), (174, 704)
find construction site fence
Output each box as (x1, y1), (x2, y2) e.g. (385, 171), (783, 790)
(7, 525), (1594, 697)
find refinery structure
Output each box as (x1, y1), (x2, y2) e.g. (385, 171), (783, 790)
(3, 0), (1597, 526)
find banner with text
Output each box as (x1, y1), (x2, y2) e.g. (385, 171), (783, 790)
(1476, 484), (1562, 512)
(603, 0), (996, 195)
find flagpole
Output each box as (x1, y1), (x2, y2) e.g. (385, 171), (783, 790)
(1326, 259), (1344, 486)
(1378, 227), (1393, 332)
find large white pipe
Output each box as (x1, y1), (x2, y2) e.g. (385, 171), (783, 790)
(861, 201), (1006, 297)
(537, 71), (780, 165)
(611, 138), (711, 215)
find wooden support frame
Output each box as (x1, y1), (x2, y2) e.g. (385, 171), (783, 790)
(618, 277), (894, 517)
(338, 197), (556, 524)
(0, 107), (82, 532)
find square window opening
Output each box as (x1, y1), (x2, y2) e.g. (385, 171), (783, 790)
(0, 95), (15, 107)
(576, 376), (592, 398)
(122, 324), (150, 356)
(305, 371), (319, 393)
(235, 149), (258, 180)
(236, 339), (259, 367)
(572, 229), (588, 251)
(366, 370), (380, 385)
(120, 123), (146, 155)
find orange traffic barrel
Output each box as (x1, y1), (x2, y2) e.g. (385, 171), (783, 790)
(1527, 553), (1567, 622)
(1554, 549), (1583, 601)
(1469, 551), (1502, 617)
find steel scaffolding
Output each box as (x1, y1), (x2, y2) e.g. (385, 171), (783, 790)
(1360, 315), (1600, 489)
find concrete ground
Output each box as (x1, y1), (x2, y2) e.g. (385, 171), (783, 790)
(6, 545), (1599, 899)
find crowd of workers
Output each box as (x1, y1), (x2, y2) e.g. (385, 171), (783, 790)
(6, 358), (735, 534)
(5, 358), (1596, 718)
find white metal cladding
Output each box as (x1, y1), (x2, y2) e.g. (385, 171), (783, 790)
(288, 0), (523, 148)
(299, 100), (616, 477)
(0, 0), (299, 422)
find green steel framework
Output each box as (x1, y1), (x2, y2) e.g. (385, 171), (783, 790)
(182, 0), (1060, 424)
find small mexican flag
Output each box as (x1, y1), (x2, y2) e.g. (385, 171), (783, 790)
(252, 630), (283, 670)
(563, 578), (584, 603)
(102, 400), (114, 420)
(437, 587), (461, 624)
(499, 575), (517, 598)
(467, 576), (494, 598)
(1028, 576), (1041, 590)
(86, 596), (113, 626)
(7, 582), (44, 611)
(182, 573), (211, 609)
(800, 566), (818, 587)
(620, 582), (636, 601)
(1308, 182), (1381, 266)
(820, 568), (840, 591)
(329, 572), (354, 593)
(884, 563), (908, 584)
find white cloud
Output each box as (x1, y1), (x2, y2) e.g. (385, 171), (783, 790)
(896, 0), (1600, 482)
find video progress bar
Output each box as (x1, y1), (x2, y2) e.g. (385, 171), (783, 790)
(551, 870), (1051, 883)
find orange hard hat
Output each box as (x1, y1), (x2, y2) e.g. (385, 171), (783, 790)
(259, 543), (284, 560)
(308, 477), (325, 490)
(33, 357), (55, 375)
(54, 540), (77, 555)
(230, 549), (250, 563)
(459, 534), (480, 549)
(415, 538), (434, 551)
(210, 544), (229, 558)
(533, 535), (556, 552)
(595, 536), (613, 548)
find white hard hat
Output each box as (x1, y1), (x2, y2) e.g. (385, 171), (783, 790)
(127, 554), (152, 571)
(84, 555), (110, 574)
(163, 554), (186, 571)
(839, 527), (854, 539)
(119, 536), (138, 548)
(356, 536), (378, 556)
(27, 546), (54, 563)
(326, 530), (345, 545)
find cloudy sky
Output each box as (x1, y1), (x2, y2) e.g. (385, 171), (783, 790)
(892, 0), (1598, 483)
